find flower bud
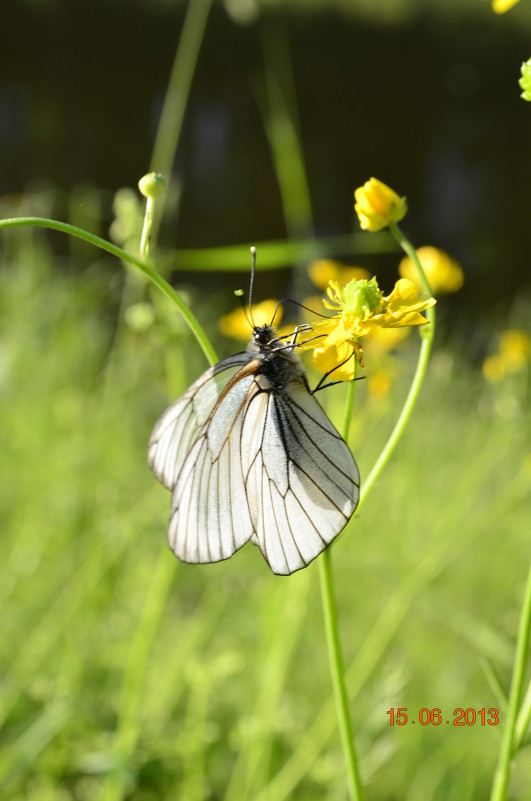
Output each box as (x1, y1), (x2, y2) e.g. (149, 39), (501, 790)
(354, 178), (407, 232)
(342, 278), (383, 317)
(138, 172), (166, 199)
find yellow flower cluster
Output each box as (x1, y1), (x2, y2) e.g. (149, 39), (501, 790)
(218, 179), (456, 397)
(309, 277), (436, 380)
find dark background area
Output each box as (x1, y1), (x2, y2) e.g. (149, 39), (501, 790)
(1, 0), (530, 321)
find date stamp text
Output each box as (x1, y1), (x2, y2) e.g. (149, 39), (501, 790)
(386, 707), (499, 727)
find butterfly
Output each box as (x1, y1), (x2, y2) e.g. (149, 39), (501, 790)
(148, 289), (360, 576)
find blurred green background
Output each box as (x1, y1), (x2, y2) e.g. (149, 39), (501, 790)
(1, 0), (531, 799)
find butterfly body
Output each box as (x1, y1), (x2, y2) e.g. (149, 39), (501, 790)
(148, 324), (359, 575)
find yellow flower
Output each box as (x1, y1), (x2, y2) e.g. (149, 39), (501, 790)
(308, 259), (371, 290)
(483, 329), (531, 383)
(310, 277), (435, 380)
(398, 246), (464, 295)
(354, 178), (407, 232)
(499, 330), (531, 369)
(492, 0), (520, 13)
(219, 299), (281, 341)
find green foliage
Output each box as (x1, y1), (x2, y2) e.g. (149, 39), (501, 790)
(1, 229), (530, 800)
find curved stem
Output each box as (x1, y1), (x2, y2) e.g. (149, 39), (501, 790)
(490, 561), (531, 801)
(0, 216), (217, 367)
(359, 333), (431, 509)
(359, 223), (436, 511)
(389, 221), (434, 301)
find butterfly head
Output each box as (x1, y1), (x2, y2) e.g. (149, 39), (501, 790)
(252, 324), (277, 350)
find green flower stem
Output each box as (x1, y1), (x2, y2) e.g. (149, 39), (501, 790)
(0, 217), (217, 368)
(318, 378), (364, 801)
(342, 374), (357, 442)
(149, 0), (214, 243)
(359, 223), (436, 508)
(138, 172), (166, 261)
(490, 561), (531, 801)
(317, 221), (436, 801)
(319, 553), (364, 801)
(140, 196), (155, 262)
(389, 221), (435, 305)
(515, 677), (531, 748)
(359, 334), (431, 507)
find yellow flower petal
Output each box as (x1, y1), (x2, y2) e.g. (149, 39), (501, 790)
(313, 327), (358, 381)
(354, 178), (407, 232)
(399, 246), (464, 295)
(385, 277), (423, 308)
(379, 278), (436, 325)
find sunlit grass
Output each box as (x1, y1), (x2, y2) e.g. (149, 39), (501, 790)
(1, 233), (530, 800)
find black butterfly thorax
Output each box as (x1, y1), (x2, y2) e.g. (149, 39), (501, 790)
(250, 325), (304, 393)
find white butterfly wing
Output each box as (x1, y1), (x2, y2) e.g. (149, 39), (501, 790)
(149, 345), (359, 576)
(167, 362), (263, 564)
(242, 376), (359, 575)
(148, 353), (249, 490)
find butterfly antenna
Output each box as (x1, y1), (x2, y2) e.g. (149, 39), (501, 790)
(269, 296), (331, 338)
(279, 297), (331, 320)
(270, 298), (284, 328)
(248, 246), (257, 328)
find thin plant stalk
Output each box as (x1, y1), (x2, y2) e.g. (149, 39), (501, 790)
(140, 195), (156, 262)
(319, 550), (365, 801)
(490, 561), (531, 801)
(317, 224), (437, 801)
(149, 0), (214, 245)
(360, 223), (436, 508)
(515, 677), (531, 748)
(319, 379), (365, 801)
